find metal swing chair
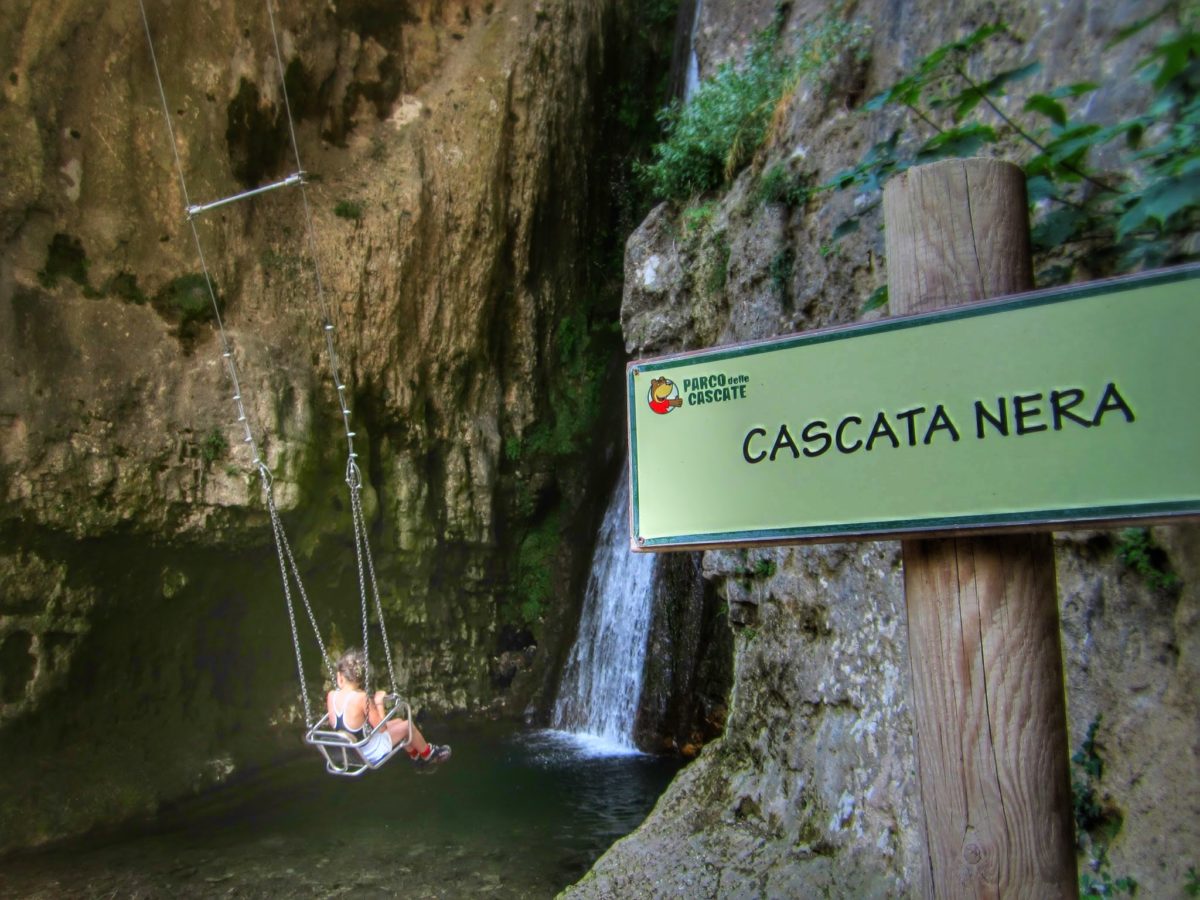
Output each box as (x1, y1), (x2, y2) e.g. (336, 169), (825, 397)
(298, 459), (414, 778)
(138, 0), (414, 777)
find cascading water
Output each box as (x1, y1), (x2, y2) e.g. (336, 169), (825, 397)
(684, 0), (702, 101)
(551, 467), (657, 752)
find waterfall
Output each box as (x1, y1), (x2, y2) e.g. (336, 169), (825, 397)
(551, 467), (657, 751)
(684, 0), (702, 101)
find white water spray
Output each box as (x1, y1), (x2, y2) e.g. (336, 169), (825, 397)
(551, 468), (656, 752)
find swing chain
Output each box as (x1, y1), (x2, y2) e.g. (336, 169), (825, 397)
(262, 463), (334, 725)
(345, 460), (400, 697)
(265, 0), (401, 700)
(141, 0), (404, 726)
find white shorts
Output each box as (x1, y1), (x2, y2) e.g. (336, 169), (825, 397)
(361, 730), (394, 764)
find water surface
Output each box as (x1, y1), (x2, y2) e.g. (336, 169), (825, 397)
(0, 720), (680, 898)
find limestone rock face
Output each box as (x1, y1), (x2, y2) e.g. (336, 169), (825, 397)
(570, 0), (1199, 895)
(0, 0), (645, 850)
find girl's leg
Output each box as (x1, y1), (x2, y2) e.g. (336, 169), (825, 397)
(386, 717), (428, 753)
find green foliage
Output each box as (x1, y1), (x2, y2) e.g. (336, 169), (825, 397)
(333, 200), (364, 221)
(1072, 717), (1106, 836)
(38, 233), (91, 290)
(823, 15), (1200, 279)
(640, 11), (870, 201)
(705, 232), (731, 295)
(769, 246), (795, 297)
(757, 163), (812, 207)
(1186, 866), (1200, 896)
(507, 513), (560, 629)
(736, 557), (776, 583)
(682, 200), (718, 234)
(510, 311), (610, 465)
(1115, 528), (1180, 591)
(103, 271), (148, 305)
(1081, 846), (1139, 898)
(639, 27), (786, 200)
(199, 429), (228, 465)
(1072, 717), (1137, 896)
(861, 284), (888, 313)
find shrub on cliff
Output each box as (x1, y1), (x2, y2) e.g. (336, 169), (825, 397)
(638, 12), (870, 202)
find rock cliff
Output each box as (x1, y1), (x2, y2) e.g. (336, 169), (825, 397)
(0, 0), (670, 850)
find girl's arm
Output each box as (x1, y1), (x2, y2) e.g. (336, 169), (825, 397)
(367, 690), (387, 728)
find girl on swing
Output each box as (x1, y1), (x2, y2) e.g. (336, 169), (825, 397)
(327, 648), (451, 767)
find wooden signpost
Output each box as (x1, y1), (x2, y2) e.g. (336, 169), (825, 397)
(626, 158), (1199, 897)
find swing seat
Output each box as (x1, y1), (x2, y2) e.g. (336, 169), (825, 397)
(304, 697), (412, 777)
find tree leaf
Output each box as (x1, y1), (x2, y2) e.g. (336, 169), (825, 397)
(861, 284), (888, 312)
(1031, 205), (1091, 250)
(1117, 171), (1200, 238)
(916, 123), (998, 162)
(1025, 174), (1057, 203)
(979, 61), (1041, 96)
(1025, 94), (1067, 126)
(1047, 81), (1099, 100)
(1105, 5), (1170, 50)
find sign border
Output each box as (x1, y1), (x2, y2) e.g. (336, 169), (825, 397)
(627, 264), (1200, 551)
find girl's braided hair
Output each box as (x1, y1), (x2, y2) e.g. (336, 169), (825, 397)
(336, 648), (367, 688)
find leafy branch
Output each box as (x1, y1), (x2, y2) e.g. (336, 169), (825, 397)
(823, 9), (1200, 290)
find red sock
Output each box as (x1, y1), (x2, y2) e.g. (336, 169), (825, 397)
(418, 744), (433, 759)
(406, 746), (419, 758)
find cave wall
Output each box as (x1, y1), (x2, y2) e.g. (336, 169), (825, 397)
(0, 0), (669, 851)
(567, 0), (1200, 896)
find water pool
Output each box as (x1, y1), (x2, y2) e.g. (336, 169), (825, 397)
(0, 721), (681, 898)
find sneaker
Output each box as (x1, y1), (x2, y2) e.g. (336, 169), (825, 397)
(412, 744), (451, 768)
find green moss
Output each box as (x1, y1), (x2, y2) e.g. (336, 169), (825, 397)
(769, 246), (795, 299)
(155, 273), (219, 326)
(199, 428), (228, 465)
(506, 513), (561, 630)
(682, 200), (717, 234)
(333, 199), (364, 221)
(103, 271), (148, 304)
(1116, 528), (1179, 592)
(512, 311), (611, 464)
(639, 10), (871, 201)
(757, 164), (812, 207)
(704, 231), (730, 296)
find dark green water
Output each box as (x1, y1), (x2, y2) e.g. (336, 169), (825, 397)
(0, 721), (680, 898)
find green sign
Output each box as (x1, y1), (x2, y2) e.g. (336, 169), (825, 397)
(627, 266), (1200, 550)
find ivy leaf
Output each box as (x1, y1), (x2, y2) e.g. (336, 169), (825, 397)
(1031, 205), (1091, 250)
(861, 284), (888, 313)
(978, 61), (1041, 96)
(1117, 237), (1172, 272)
(1105, 5), (1170, 49)
(865, 76), (921, 111)
(1025, 174), (1057, 203)
(1047, 81), (1099, 100)
(1137, 32), (1200, 90)
(1036, 263), (1075, 286)
(952, 23), (1009, 55)
(916, 123), (998, 162)
(1025, 94), (1067, 126)
(1117, 171), (1200, 238)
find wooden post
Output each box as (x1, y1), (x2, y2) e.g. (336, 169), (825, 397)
(884, 159), (1078, 898)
